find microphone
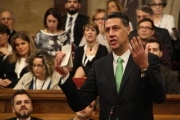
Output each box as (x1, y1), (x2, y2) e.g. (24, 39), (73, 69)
(108, 106), (114, 120)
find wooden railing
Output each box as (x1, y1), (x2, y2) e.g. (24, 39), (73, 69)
(0, 89), (180, 120)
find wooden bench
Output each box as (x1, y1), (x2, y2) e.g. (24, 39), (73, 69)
(0, 113), (179, 120)
(0, 89), (180, 119)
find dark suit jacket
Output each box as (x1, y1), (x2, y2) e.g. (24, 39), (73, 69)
(0, 56), (28, 88)
(6, 116), (42, 120)
(63, 14), (89, 46)
(160, 64), (179, 94)
(60, 52), (166, 120)
(8, 30), (16, 44)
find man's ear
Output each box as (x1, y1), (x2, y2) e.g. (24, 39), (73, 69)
(126, 26), (131, 36)
(65, 3), (67, 9)
(159, 51), (163, 57)
(12, 106), (15, 113)
(78, 3), (81, 9)
(92, 110), (96, 116)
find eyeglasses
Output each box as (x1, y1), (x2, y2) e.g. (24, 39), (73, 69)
(138, 26), (153, 31)
(0, 17), (14, 21)
(94, 18), (104, 21)
(150, 3), (163, 8)
(32, 64), (44, 68)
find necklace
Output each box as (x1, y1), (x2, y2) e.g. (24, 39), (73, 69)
(34, 77), (46, 90)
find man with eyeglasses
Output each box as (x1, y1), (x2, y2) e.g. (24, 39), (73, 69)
(137, 18), (171, 70)
(0, 10), (16, 44)
(129, 5), (173, 69)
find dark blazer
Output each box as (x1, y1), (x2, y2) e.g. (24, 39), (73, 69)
(6, 117), (42, 120)
(129, 27), (173, 58)
(63, 14), (89, 46)
(60, 52), (166, 120)
(0, 56), (28, 88)
(8, 30), (16, 44)
(73, 44), (108, 76)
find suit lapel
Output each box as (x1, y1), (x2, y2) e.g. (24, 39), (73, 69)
(103, 53), (118, 96)
(118, 54), (137, 95)
(74, 14), (81, 33)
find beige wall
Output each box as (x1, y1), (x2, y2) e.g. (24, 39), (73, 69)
(0, 0), (53, 36)
(0, 0), (179, 36)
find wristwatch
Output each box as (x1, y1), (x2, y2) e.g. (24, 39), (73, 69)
(141, 69), (148, 78)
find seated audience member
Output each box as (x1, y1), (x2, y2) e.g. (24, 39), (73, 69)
(106, 0), (133, 31)
(147, 0), (176, 40)
(63, 0), (89, 47)
(71, 99), (99, 120)
(129, 5), (173, 60)
(79, 9), (111, 53)
(0, 31), (36, 88)
(34, 8), (70, 57)
(14, 49), (61, 90)
(6, 89), (42, 120)
(0, 10), (16, 44)
(137, 18), (171, 69)
(0, 23), (12, 66)
(73, 22), (108, 78)
(145, 39), (179, 94)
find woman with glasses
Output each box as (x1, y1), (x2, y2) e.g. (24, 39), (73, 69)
(148, 0), (176, 40)
(79, 9), (111, 53)
(34, 8), (70, 57)
(0, 31), (36, 88)
(14, 49), (61, 90)
(106, 0), (133, 31)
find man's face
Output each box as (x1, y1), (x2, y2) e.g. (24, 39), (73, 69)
(12, 94), (33, 119)
(146, 42), (162, 57)
(0, 33), (9, 47)
(136, 10), (153, 22)
(105, 18), (130, 55)
(0, 11), (15, 31)
(137, 21), (154, 43)
(76, 100), (96, 119)
(65, 0), (81, 15)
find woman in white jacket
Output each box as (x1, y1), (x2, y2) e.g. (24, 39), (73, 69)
(148, 0), (176, 40)
(14, 49), (61, 90)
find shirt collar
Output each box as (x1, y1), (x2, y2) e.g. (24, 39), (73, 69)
(67, 13), (78, 22)
(112, 49), (130, 63)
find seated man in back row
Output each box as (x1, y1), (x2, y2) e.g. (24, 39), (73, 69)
(145, 40), (179, 94)
(7, 89), (41, 120)
(71, 99), (99, 120)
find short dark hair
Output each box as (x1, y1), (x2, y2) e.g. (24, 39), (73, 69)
(83, 22), (99, 35)
(11, 89), (32, 106)
(145, 39), (162, 51)
(147, 0), (167, 7)
(104, 12), (129, 27)
(138, 18), (155, 30)
(0, 23), (10, 35)
(66, 0), (80, 3)
(137, 5), (154, 16)
(93, 98), (99, 111)
(44, 8), (63, 30)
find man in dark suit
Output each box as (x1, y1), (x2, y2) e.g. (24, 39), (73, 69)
(55, 12), (166, 120)
(63, 0), (89, 46)
(145, 39), (179, 94)
(137, 18), (171, 69)
(7, 89), (41, 120)
(0, 10), (16, 44)
(129, 5), (173, 60)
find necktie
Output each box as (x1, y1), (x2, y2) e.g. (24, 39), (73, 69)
(68, 17), (73, 34)
(115, 57), (123, 93)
